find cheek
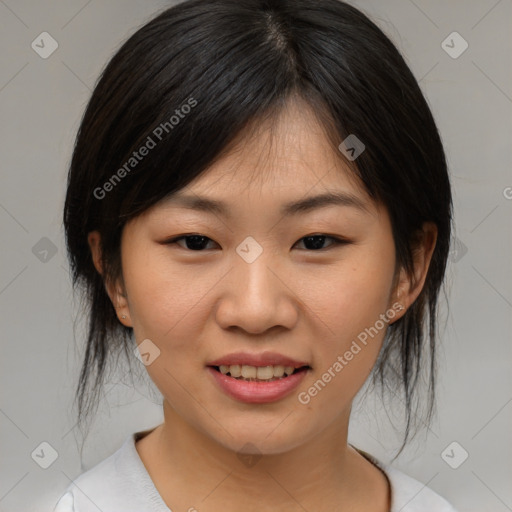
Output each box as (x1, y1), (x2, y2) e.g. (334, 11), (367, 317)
(123, 248), (220, 348)
(296, 246), (395, 395)
(122, 252), (219, 413)
(297, 282), (392, 417)
(300, 256), (394, 342)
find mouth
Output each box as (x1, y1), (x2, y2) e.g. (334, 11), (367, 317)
(209, 364), (311, 382)
(207, 364), (311, 403)
(206, 352), (312, 403)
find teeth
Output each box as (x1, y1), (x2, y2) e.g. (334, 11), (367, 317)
(241, 365), (257, 379)
(256, 366), (274, 379)
(273, 365), (285, 377)
(217, 364), (301, 380)
(229, 364), (241, 377)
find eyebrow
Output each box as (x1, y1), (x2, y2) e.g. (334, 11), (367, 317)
(163, 190), (371, 218)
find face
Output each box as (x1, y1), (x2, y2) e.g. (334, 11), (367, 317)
(91, 99), (419, 456)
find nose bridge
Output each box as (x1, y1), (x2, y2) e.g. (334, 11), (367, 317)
(236, 241), (276, 296)
(234, 237), (279, 309)
(215, 236), (296, 333)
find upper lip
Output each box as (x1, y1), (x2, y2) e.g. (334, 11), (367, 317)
(207, 351), (310, 368)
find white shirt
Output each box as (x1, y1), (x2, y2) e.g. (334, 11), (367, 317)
(53, 429), (458, 512)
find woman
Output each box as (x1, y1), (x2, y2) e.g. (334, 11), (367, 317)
(55, 0), (457, 510)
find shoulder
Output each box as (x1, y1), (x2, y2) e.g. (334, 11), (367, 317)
(52, 437), (128, 512)
(384, 464), (458, 511)
(352, 446), (458, 512)
(53, 491), (74, 512)
(52, 430), (169, 512)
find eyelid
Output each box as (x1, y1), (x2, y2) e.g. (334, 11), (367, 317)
(161, 233), (351, 251)
(162, 233), (219, 250)
(295, 234), (351, 250)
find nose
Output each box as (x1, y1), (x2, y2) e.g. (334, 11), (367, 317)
(214, 249), (298, 335)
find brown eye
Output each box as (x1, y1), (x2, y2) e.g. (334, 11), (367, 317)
(295, 234), (348, 251)
(166, 234), (218, 251)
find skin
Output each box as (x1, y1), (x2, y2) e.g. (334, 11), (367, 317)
(88, 97), (437, 512)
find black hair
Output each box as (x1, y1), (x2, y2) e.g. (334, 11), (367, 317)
(63, 0), (453, 456)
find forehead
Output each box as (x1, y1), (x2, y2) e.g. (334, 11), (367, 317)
(164, 97), (372, 209)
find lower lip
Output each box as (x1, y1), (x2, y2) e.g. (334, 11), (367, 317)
(207, 366), (309, 404)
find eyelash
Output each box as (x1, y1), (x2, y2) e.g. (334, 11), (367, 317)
(163, 233), (350, 252)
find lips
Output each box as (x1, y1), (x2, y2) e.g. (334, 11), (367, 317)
(207, 351), (310, 369)
(206, 351), (312, 403)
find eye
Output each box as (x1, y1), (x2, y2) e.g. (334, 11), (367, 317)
(166, 234), (218, 251)
(294, 234), (348, 251)
(163, 233), (349, 252)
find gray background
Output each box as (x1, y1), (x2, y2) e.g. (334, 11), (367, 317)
(0, 1), (511, 511)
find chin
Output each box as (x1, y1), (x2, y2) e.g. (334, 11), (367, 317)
(205, 420), (313, 456)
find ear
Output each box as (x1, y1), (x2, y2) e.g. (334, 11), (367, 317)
(87, 230), (132, 327)
(388, 221), (438, 324)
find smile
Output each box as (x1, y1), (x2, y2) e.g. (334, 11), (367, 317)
(207, 365), (311, 403)
(214, 364), (308, 381)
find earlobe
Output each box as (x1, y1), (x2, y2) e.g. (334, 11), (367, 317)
(114, 299), (130, 323)
(108, 276), (132, 327)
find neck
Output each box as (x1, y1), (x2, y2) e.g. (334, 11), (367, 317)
(135, 399), (389, 512)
